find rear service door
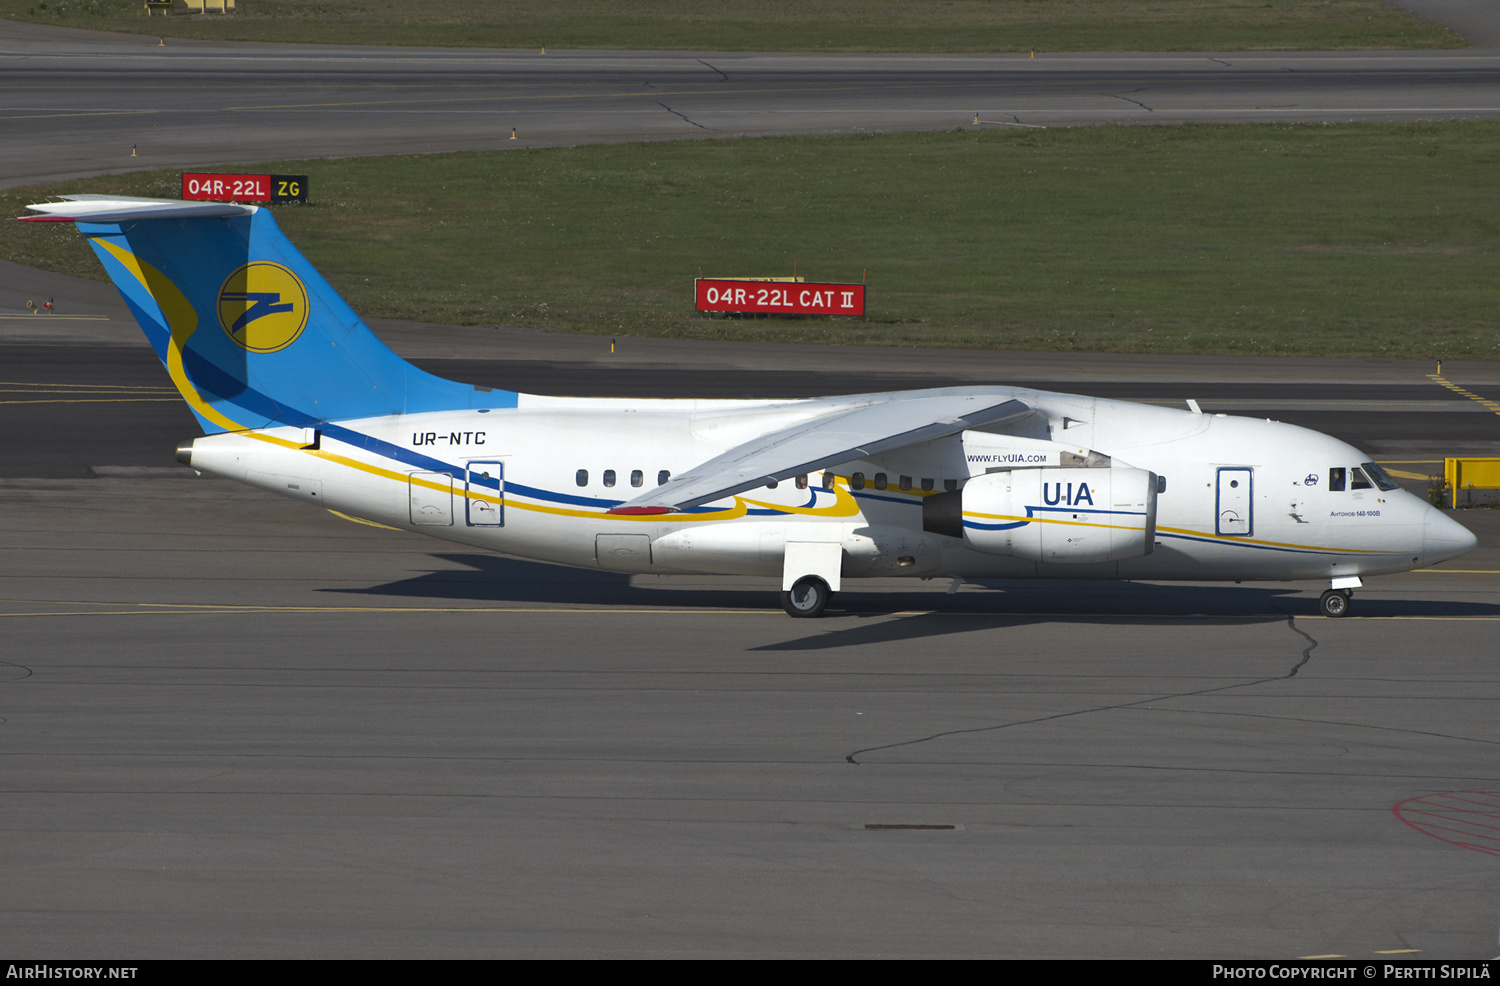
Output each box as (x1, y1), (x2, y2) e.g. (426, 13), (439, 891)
(466, 460), (504, 527)
(1216, 467), (1253, 537)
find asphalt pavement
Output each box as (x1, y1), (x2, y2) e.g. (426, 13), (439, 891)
(5, 19), (1500, 189)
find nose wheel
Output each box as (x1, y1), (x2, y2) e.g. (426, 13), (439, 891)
(782, 575), (831, 618)
(1319, 588), (1352, 618)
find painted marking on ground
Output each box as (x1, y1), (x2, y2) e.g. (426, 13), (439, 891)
(1414, 569), (1500, 574)
(327, 509), (403, 531)
(1430, 373), (1500, 416)
(2, 600), (1499, 621)
(0, 398), (181, 404)
(1393, 789), (1500, 858)
(0, 314), (111, 321)
(0, 382), (176, 391)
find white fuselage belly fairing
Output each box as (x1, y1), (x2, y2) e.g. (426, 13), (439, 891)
(182, 386), (1461, 584)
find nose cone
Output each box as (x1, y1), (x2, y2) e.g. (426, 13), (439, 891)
(1424, 507), (1479, 565)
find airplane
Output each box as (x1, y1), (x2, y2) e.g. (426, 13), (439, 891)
(21, 194), (1478, 618)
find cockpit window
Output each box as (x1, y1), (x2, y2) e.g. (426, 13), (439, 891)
(1351, 467), (1372, 490)
(1360, 462), (1400, 492)
(1329, 467), (1346, 492)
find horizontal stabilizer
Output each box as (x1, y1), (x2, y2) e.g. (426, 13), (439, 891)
(22, 195), (258, 223)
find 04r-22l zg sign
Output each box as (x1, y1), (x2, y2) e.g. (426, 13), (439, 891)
(181, 173), (309, 205)
(695, 279), (865, 316)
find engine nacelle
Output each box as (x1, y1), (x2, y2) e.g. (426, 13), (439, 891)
(924, 467), (1158, 563)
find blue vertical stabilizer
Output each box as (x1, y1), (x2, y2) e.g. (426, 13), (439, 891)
(26, 196), (516, 433)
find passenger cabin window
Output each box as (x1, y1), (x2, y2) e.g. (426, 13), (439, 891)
(921, 478), (934, 492)
(822, 473), (835, 490)
(603, 469), (616, 488)
(631, 469), (643, 488)
(899, 475), (912, 491)
(1329, 467), (1346, 492)
(944, 479), (959, 492)
(873, 473), (888, 491)
(851, 472), (865, 491)
(658, 470), (671, 486)
(795, 475), (808, 490)
(1351, 467), (1372, 490)
(576, 469), (588, 487)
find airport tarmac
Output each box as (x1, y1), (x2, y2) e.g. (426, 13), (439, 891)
(3, 463), (1500, 958)
(4, 262), (1500, 957)
(5, 20), (1500, 189)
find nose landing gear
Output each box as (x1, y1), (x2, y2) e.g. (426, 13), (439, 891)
(1320, 576), (1362, 617)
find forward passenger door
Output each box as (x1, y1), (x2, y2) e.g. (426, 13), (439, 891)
(1216, 467), (1253, 537)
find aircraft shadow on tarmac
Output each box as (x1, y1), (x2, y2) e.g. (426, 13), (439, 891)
(323, 553), (1500, 629)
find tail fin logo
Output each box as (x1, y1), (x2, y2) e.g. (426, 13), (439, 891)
(217, 262), (309, 353)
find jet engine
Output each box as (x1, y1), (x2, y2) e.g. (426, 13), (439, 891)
(924, 466), (1158, 563)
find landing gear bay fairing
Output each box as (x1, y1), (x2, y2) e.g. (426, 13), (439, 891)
(23, 196), (1477, 617)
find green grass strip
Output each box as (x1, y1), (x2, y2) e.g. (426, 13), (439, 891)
(1, 0), (1462, 52)
(4, 123), (1498, 359)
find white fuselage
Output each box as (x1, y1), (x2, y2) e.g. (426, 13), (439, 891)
(180, 385), (1476, 585)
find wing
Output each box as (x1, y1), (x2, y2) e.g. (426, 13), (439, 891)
(611, 394), (1031, 512)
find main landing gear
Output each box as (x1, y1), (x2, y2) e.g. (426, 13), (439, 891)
(1319, 587), (1353, 618)
(782, 575), (832, 618)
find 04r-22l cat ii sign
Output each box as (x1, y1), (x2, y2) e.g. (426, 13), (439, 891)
(695, 278), (865, 317)
(21, 194), (1476, 618)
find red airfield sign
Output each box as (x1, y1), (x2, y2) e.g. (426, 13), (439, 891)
(181, 173), (309, 204)
(695, 279), (865, 316)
